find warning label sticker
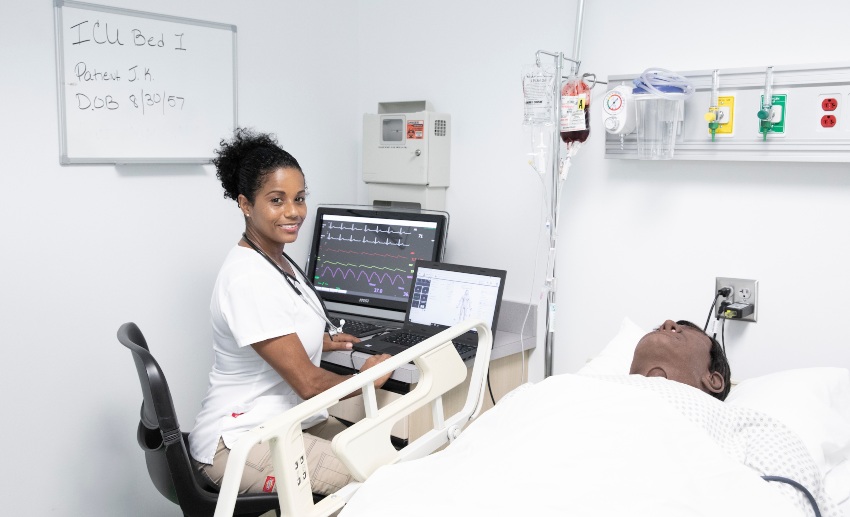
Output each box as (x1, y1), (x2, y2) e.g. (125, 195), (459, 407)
(406, 120), (424, 139)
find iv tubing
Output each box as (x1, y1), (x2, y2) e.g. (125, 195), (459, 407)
(518, 145), (554, 385)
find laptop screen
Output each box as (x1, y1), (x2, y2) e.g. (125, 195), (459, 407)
(408, 261), (506, 333)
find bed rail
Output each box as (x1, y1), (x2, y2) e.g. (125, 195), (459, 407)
(213, 318), (494, 517)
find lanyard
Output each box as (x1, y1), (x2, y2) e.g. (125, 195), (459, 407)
(241, 233), (344, 336)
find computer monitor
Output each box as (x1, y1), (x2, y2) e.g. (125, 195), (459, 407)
(305, 206), (448, 320)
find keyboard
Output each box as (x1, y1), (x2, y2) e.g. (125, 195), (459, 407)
(329, 317), (385, 338)
(383, 332), (477, 359)
(382, 332), (427, 346)
(453, 342), (476, 358)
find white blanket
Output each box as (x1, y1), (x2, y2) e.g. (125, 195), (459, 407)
(341, 374), (841, 517)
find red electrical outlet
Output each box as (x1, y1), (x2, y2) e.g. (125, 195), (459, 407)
(822, 98), (838, 111)
(821, 114), (837, 128)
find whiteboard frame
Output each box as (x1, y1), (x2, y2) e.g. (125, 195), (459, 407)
(53, 0), (238, 164)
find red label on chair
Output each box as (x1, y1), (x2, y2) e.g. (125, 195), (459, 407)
(263, 476), (276, 492)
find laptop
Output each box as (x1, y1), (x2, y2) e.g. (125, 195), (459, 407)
(354, 261), (507, 361)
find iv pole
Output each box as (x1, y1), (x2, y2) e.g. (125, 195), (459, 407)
(536, 0), (586, 378)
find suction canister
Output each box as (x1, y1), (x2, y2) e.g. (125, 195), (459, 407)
(632, 69), (693, 160)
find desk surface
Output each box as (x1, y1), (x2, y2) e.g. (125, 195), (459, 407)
(321, 329), (536, 384)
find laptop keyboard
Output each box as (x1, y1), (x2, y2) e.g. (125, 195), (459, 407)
(382, 332), (426, 346)
(329, 317), (384, 338)
(383, 332), (476, 358)
(453, 342), (476, 357)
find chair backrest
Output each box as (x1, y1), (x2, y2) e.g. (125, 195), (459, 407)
(119, 322), (282, 517)
(120, 322), (180, 435)
(118, 322), (220, 512)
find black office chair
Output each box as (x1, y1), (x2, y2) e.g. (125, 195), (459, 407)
(118, 322), (280, 517)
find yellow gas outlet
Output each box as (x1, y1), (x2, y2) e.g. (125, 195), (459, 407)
(714, 95), (735, 135)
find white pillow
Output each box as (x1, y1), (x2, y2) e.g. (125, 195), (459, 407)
(576, 316), (645, 376)
(726, 367), (850, 504)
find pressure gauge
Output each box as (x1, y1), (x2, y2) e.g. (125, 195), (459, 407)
(602, 85), (636, 135)
(604, 91), (625, 114)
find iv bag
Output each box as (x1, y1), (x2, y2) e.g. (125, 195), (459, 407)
(560, 75), (590, 144)
(522, 64), (555, 126)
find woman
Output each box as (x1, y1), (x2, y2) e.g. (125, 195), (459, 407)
(189, 128), (392, 495)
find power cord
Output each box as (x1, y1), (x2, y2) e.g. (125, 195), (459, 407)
(486, 371), (496, 406)
(703, 287), (732, 355)
(702, 296), (718, 332)
(703, 287), (732, 332)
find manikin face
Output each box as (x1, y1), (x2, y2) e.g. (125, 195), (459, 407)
(238, 167), (307, 249)
(629, 320), (724, 396)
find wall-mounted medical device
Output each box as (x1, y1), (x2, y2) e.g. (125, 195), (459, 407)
(603, 70), (693, 160)
(605, 62), (850, 162)
(602, 84), (636, 136)
(363, 101), (451, 210)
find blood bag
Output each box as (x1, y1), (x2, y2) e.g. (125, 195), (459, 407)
(560, 76), (590, 144)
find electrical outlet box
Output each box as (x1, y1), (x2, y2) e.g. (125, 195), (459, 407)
(818, 93), (841, 132)
(714, 277), (758, 322)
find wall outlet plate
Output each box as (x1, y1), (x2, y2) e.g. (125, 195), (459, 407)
(714, 277), (758, 322)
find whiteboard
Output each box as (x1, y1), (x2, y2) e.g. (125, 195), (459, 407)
(53, 0), (237, 164)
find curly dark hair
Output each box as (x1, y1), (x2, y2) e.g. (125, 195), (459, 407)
(212, 128), (304, 204)
(676, 320), (732, 401)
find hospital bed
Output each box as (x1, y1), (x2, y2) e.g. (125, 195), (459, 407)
(213, 318), (850, 517)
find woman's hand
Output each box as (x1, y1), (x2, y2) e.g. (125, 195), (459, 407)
(360, 353), (393, 389)
(322, 332), (360, 352)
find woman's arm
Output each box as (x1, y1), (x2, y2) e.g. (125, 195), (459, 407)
(252, 333), (391, 400)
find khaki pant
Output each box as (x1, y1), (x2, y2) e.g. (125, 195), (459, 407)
(198, 417), (352, 496)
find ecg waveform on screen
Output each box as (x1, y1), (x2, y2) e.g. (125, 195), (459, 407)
(324, 232), (411, 248)
(326, 222), (413, 235)
(323, 222), (419, 248)
(321, 248), (417, 260)
(315, 219), (437, 299)
(318, 265), (407, 287)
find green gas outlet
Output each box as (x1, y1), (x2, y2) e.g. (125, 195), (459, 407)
(760, 93), (787, 135)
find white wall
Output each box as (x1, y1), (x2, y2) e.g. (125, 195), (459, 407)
(4, 0), (850, 514)
(356, 0), (581, 382)
(560, 0), (850, 379)
(1, 1), (358, 515)
(358, 0), (850, 381)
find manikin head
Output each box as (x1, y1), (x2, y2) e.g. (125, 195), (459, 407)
(629, 319), (731, 401)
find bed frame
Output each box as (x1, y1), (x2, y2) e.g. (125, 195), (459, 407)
(213, 319), (495, 517)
